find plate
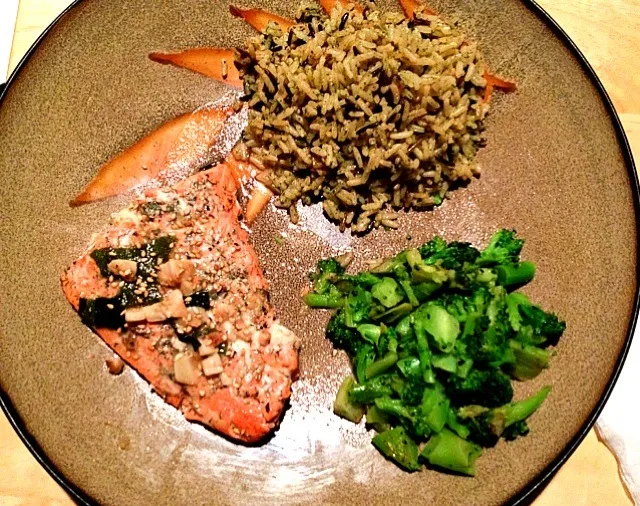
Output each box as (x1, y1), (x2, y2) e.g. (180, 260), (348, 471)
(0, 0), (637, 504)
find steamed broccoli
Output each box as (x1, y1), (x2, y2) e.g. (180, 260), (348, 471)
(446, 369), (514, 408)
(461, 314), (514, 367)
(477, 229), (524, 266)
(462, 386), (551, 447)
(506, 292), (566, 347)
(305, 230), (564, 476)
(420, 240), (481, 270)
(326, 311), (361, 354)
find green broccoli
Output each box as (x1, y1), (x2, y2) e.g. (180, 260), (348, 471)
(306, 231), (564, 476)
(421, 428), (483, 476)
(506, 292), (566, 346)
(326, 311), (361, 354)
(334, 376), (365, 423)
(446, 369), (514, 408)
(372, 426), (421, 471)
(418, 236), (447, 259)
(477, 229), (524, 266)
(461, 314), (514, 367)
(423, 241), (481, 270)
(462, 386), (551, 447)
(344, 286), (373, 327)
(508, 340), (551, 380)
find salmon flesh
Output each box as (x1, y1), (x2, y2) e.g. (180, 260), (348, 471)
(61, 162), (300, 443)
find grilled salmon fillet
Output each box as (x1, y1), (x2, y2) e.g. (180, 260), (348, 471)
(61, 161), (300, 443)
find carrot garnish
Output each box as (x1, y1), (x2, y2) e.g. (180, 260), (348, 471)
(397, 0), (436, 19)
(229, 6), (294, 32)
(483, 72), (517, 103)
(149, 48), (242, 89)
(70, 106), (235, 206)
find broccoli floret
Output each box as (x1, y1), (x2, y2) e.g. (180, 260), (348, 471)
(462, 315), (514, 367)
(506, 292), (566, 347)
(441, 288), (490, 323)
(424, 241), (481, 270)
(519, 304), (566, 347)
(344, 286), (373, 327)
(463, 386), (551, 447)
(495, 261), (536, 289)
(418, 236), (447, 259)
(326, 311), (362, 354)
(401, 374), (426, 406)
(310, 257), (345, 279)
(446, 369), (514, 408)
(477, 229), (524, 266)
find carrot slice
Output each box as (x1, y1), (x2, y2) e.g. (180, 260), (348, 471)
(483, 72), (517, 103)
(245, 182), (273, 224)
(229, 5), (294, 32)
(70, 106), (235, 206)
(149, 48), (242, 89)
(319, 0), (364, 15)
(397, 0), (435, 19)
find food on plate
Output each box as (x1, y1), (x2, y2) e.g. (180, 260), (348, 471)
(304, 230), (565, 474)
(71, 0), (515, 235)
(239, 4), (493, 232)
(62, 163), (300, 443)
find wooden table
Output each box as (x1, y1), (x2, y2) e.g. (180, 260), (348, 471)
(2, 0), (638, 504)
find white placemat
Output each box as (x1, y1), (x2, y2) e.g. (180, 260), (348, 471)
(0, 0), (20, 79)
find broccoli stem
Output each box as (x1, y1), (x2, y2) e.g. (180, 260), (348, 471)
(333, 376), (365, 423)
(372, 427), (421, 471)
(414, 324), (436, 383)
(399, 279), (420, 307)
(446, 408), (471, 439)
(365, 352), (399, 379)
(501, 386), (551, 428)
(303, 293), (344, 308)
(496, 261), (536, 289)
(366, 405), (393, 433)
(350, 379), (394, 404)
(421, 428), (482, 476)
(375, 302), (414, 323)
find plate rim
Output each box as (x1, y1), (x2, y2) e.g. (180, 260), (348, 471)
(0, 1), (638, 504)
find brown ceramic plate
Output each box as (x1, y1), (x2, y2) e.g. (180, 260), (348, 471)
(0, 0), (637, 504)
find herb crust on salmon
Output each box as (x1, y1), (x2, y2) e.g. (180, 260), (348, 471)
(62, 162), (300, 443)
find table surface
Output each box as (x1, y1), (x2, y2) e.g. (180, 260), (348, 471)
(2, 0), (639, 504)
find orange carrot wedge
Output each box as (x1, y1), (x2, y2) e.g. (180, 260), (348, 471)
(245, 182), (273, 224)
(483, 72), (517, 103)
(397, 0), (435, 18)
(229, 5), (294, 32)
(149, 48), (242, 89)
(319, 0), (364, 15)
(70, 106), (235, 206)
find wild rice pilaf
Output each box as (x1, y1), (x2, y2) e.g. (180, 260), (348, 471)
(235, 3), (490, 233)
